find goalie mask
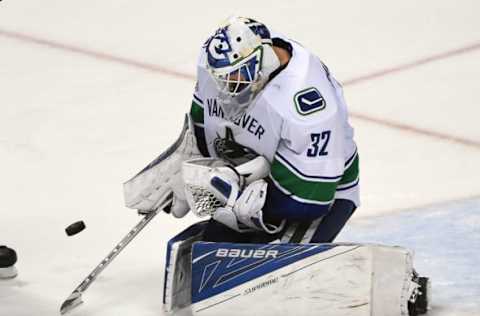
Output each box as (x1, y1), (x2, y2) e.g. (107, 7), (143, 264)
(204, 16), (280, 119)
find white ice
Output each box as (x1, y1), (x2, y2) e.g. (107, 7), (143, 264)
(1, 1), (479, 315)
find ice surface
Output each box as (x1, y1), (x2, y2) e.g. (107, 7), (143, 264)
(338, 198), (480, 315)
(2, 200), (479, 316)
(1, 0), (479, 315)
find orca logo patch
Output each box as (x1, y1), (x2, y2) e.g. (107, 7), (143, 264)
(294, 87), (326, 115)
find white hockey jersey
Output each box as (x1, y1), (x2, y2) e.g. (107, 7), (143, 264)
(190, 35), (359, 220)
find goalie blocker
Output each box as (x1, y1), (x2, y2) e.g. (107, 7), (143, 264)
(163, 223), (430, 316)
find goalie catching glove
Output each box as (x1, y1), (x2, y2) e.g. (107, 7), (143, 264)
(182, 157), (285, 234)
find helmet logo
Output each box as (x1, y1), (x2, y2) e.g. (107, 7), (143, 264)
(206, 29), (233, 68)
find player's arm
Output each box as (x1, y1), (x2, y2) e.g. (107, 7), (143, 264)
(263, 161), (335, 222)
(263, 112), (356, 222)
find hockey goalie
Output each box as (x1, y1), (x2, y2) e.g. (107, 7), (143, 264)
(123, 16), (430, 316)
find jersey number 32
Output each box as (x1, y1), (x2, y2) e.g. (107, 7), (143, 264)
(307, 131), (331, 157)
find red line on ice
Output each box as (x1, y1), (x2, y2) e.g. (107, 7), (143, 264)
(1, 28), (479, 149)
(342, 42), (480, 86)
(349, 112), (480, 149)
(0, 29), (195, 80)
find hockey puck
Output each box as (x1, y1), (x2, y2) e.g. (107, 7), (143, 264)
(0, 246), (18, 279)
(0, 246), (17, 267)
(65, 221), (86, 236)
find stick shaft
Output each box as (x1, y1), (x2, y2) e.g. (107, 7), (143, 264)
(60, 198), (172, 313)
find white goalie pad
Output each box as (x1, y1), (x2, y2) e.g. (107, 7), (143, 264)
(123, 114), (202, 211)
(190, 242), (419, 316)
(163, 222), (208, 314)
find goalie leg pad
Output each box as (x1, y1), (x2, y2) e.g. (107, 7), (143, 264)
(190, 242), (423, 316)
(163, 221), (208, 313)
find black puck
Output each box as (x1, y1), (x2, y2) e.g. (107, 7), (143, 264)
(65, 221), (86, 236)
(0, 246), (17, 267)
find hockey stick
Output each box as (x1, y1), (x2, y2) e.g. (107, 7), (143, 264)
(59, 196), (173, 314)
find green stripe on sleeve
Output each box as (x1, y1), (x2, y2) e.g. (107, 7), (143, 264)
(339, 155), (359, 185)
(270, 158), (337, 203)
(190, 100), (204, 124)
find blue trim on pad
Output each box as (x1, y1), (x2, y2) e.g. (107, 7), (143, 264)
(191, 242), (336, 303)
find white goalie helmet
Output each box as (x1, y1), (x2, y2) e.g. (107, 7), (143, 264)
(204, 16), (280, 119)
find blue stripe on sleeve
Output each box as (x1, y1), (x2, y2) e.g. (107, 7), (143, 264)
(193, 93), (203, 105)
(194, 125), (209, 157)
(263, 180), (332, 221)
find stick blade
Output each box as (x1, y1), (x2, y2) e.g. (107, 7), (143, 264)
(60, 291), (83, 314)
